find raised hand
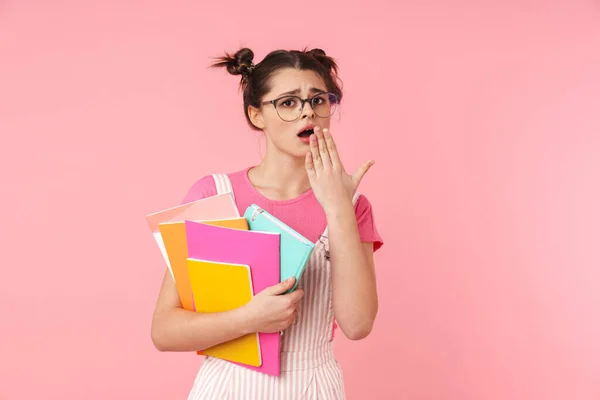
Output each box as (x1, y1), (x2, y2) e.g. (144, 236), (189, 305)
(304, 126), (374, 214)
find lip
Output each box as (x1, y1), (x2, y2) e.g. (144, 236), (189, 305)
(297, 124), (316, 136)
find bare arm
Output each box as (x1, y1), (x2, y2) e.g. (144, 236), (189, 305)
(304, 127), (380, 341)
(150, 269), (252, 352)
(151, 269), (303, 352)
(327, 202), (378, 340)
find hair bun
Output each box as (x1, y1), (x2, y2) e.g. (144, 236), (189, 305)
(232, 48), (255, 76)
(304, 48), (338, 74)
(211, 47), (255, 78)
(306, 48), (327, 58)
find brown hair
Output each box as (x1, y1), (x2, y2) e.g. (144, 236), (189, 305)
(211, 47), (343, 130)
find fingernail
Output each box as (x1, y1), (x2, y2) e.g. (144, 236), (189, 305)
(323, 128), (328, 133)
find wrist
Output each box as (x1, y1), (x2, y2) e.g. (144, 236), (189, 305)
(232, 306), (255, 335)
(324, 198), (354, 219)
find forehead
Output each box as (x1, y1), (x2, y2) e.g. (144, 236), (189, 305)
(266, 68), (327, 97)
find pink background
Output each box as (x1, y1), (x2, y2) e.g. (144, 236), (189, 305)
(1, 1), (599, 399)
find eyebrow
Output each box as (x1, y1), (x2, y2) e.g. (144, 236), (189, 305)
(276, 87), (327, 97)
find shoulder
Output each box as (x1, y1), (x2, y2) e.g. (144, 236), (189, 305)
(354, 192), (374, 215)
(353, 192), (384, 252)
(180, 175), (217, 204)
(180, 168), (249, 205)
(353, 192), (377, 227)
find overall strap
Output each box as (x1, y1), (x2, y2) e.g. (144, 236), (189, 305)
(211, 173), (239, 217)
(212, 173), (233, 195)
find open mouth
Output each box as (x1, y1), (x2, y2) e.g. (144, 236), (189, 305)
(297, 127), (315, 138)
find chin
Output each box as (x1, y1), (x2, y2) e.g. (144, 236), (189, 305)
(291, 148), (310, 160)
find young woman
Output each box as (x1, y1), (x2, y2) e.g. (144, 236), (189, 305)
(151, 47), (384, 399)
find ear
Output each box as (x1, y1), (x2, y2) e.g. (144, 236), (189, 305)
(248, 106), (265, 130)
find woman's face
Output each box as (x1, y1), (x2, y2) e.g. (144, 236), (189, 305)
(250, 68), (334, 159)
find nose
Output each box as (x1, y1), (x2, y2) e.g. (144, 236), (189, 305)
(300, 99), (315, 119)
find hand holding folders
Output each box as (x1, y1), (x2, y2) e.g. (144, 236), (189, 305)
(146, 193), (314, 376)
(243, 277), (304, 334)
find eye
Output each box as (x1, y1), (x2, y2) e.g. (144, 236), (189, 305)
(277, 97), (297, 108)
(311, 94), (328, 105)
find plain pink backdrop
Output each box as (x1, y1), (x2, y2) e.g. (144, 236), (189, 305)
(1, 1), (599, 399)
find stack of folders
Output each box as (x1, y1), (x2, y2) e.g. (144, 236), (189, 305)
(145, 193), (315, 376)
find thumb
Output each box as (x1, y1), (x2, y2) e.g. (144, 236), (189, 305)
(352, 160), (374, 186)
(262, 277), (295, 296)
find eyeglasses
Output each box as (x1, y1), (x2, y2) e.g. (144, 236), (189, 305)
(260, 92), (339, 122)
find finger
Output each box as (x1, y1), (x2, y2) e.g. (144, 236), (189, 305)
(322, 128), (341, 168)
(353, 160), (375, 186)
(290, 288), (305, 304)
(263, 277), (295, 296)
(315, 127), (331, 167)
(291, 307), (300, 318)
(309, 133), (322, 169)
(282, 288), (303, 305)
(305, 152), (316, 178)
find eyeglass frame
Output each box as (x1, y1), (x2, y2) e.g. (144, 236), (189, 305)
(259, 92), (339, 122)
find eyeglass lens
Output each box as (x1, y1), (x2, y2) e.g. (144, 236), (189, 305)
(274, 93), (338, 121)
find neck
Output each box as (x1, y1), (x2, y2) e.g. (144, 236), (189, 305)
(249, 141), (310, 200)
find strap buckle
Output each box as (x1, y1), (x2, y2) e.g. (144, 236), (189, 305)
(250, 207), (264, 222)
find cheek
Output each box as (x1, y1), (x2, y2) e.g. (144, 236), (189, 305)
(266, 119), (289, 138)
(262, 108), (283, 128)
(263, 115), (295, 142)
(263, 112), (295, 136)
(273, 122), (297, 143)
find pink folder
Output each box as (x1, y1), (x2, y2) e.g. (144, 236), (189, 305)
(184, 220), (281, 376)
(145, 193), (239, 280)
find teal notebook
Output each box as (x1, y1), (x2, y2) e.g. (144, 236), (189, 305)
(244, 204), (315, 293)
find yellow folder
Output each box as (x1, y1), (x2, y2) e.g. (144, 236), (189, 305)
(187, 258), (261, 367)
(157, 217), (249, 311)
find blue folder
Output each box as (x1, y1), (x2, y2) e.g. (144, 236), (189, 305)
(244, 204), (315, 293)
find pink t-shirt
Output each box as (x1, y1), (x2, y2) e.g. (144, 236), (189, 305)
(181, 166), (384, 338)
(182, 166), (383, 251)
